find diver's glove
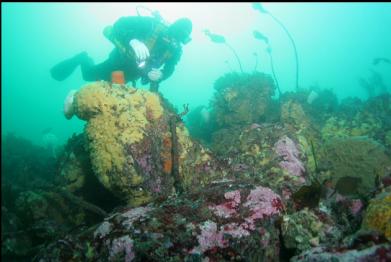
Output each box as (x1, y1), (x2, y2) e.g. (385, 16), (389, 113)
(129, 39), (150, 65)
(147, 68), (163, 82)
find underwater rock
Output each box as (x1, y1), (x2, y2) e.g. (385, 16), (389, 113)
(321, 94), (389, 141)
(274, 135), (306, 183)
(1, 133), (57, 190)
(209, 72), (276, 129)
(281, 208), (336, 254)
(319, 136), (391, 198)
(211, 123), (309, 201)
(35, 180), (283, 261)
(280, 99), (311, 132)
(278, 97), (322, 174)
(185, 72), (279, 146)
(321, 113), (382, 141)
(185, 105), (216, 144)
(361, 190), (391, 239)
(69, 81), (223, 206)
(291, 244), (391, 262)
(1, 207), (33, 258)
(321, 116), (352, 140)
(14, 190), (87, 229)
(56, 133), (125, 213)
(338, 97), (364, 119)
(306, 88), (338, 126)
(279, 88), (337, 128)
(386, 130), (391, 147)
(9, 189), (89, 256)
(291, 226), (391, 261)
(210, 126), (243, 156)
(60, 149), (87, 192)
(324, 195), (364, 236)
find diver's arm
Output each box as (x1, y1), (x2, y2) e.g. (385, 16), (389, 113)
(112, 16), (155, 46)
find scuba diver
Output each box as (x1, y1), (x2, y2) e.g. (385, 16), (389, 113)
(50, 15), (192, 92)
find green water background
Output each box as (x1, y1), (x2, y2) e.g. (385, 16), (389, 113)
(2, 2), (391, 146)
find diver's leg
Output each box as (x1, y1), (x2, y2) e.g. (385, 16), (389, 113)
(80, 50), (121, 82)
(80, 60), (116, 82)
(50, 51), (89, 81)
(80, 48), (142, 83)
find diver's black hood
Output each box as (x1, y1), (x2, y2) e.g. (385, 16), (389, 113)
(167, 18), (192, 44)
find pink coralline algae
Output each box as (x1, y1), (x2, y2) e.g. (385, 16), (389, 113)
(274, 135), (306, 181)
(244, 186), (283, 227)
(335, 196), (363, 216)
(193, 186), (282, 254)
(209, 186), (282, 223)
(222, 222), (251, 238)
(350, 199), (363, 216)
(191, 220), (228, 254)
(208, 190), (241, 218)
(109, 235), (135, 262)
(136, 154), (153, 173)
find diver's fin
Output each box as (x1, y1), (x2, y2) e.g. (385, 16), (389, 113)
(50, 52), (88, 81)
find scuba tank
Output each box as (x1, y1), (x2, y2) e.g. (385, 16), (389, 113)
(135, 6), (173, 92)
(135, 5), (170, 26)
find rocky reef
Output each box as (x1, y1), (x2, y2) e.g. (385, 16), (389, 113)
(35, 181), (285, 261)
(3, 74), (391, 261)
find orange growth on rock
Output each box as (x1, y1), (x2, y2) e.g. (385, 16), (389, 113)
(111, 71), (125, 84)
(163, 158), (172, 174)
(161, 136), (172, 174)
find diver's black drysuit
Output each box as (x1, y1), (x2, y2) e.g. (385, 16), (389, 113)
(50, 16), (183, 84)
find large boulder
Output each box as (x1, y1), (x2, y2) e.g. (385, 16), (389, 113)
(319, 136), (391, 197)
(68, 81), (223, 206)
(211, 123), (310, 201)
(209, 72), (276, 129)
